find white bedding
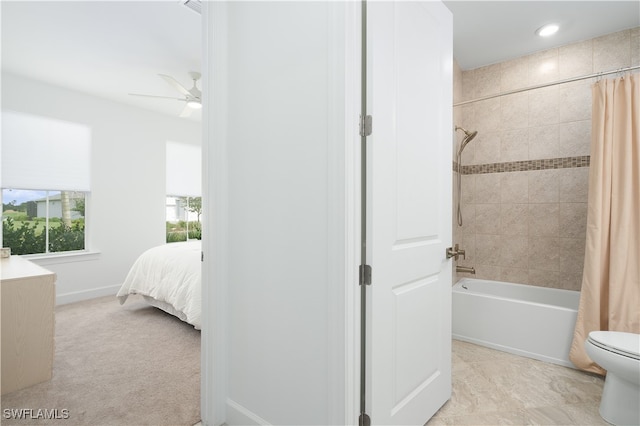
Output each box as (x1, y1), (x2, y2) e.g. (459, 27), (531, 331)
(117, 241), (202, 329)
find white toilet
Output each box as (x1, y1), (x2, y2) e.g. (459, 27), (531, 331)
(585, 331), (640, 426)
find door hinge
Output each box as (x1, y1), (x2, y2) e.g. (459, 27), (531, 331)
(359, 412), (371, 426)
(359, 264), (372, 286)
(359, 114), (372, 137)
(201, 251), (204, 262)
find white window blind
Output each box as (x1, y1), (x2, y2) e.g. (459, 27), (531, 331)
(166, 141), (201, 197)
(1, 111), (91, 191)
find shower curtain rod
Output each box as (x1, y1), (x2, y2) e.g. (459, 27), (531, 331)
(453, 64), (640, 107)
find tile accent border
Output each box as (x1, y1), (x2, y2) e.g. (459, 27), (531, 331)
(453, 156), (590, 175)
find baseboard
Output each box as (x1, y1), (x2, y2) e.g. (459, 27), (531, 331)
(56, 284), (121, 305)
(225, 399), (272, 426)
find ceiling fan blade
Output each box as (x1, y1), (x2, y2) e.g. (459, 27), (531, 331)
(159, 74), (191, 97)
(129, 93), (185, 101)
(179, 104), (193, 118)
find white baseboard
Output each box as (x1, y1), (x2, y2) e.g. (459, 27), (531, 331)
(56, 284), (121, 305)
(225, 399), (272, 426)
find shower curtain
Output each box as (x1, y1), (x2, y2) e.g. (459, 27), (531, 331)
(570, 73), (640, 375)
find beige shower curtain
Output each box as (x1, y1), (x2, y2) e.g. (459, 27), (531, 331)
(569, 73), (640, 375)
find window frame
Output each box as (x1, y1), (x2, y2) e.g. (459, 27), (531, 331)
(1, 188), (88, 257)
(165, 195), (201, 243)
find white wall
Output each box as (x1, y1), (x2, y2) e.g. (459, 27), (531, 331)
(205, 2), (354, 424)
(2, 72), (201, 304)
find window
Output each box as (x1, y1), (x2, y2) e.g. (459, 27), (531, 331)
(2, 189), (86, 255)
(1, 111), (91, 255)
(166, 141), (201, 243)
(166, 196), (201, 242)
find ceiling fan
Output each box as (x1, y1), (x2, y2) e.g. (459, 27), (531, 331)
(129, 71), (202, 117)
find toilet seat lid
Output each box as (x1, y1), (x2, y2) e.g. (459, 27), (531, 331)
(588, 331), (640, 359)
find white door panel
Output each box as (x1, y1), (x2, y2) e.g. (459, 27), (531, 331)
(367, 1), (452, 424)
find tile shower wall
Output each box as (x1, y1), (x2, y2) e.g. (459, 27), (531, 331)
(453, 27), (639, 291)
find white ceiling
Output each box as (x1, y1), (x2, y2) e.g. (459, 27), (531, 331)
(1, 1), (202, 121)
(443, 1), (640, 70)
(2, 1), (639, 121)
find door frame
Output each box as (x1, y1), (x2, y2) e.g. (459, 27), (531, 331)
(200, 2), (363, 425)
(200, 2), (229, 425)
(340, 2), (364, 424)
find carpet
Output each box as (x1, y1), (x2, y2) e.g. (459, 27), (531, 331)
(1, 295), (201, 426)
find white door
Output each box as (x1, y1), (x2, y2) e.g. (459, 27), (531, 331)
(366, 1), (453, 424)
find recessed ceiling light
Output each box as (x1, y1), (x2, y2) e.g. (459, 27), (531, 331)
(536, 24), (559, 37)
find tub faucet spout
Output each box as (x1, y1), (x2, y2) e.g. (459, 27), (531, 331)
(456, 266), (476, 274)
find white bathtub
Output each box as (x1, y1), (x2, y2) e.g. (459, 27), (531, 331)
(452, 278), (580, 368)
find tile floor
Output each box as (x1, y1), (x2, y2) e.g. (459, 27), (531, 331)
(195, 340), (608, 426)
(428, 340), (608, 425)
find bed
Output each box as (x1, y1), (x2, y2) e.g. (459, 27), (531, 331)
(117, 240), (202, 329)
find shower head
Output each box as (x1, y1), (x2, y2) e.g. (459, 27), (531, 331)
(455, 125), (478, 154)
(455, 125), (478, 142)
(454, 125), (478, 228)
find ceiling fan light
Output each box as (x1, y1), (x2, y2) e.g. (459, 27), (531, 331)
(187, 100), (202, 109)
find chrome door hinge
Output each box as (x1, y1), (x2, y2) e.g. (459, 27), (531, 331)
(359, 264), (372, 286)
(359, 114), (372, 137)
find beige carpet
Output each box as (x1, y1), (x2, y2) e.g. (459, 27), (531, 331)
(1, 295), (201, 426)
